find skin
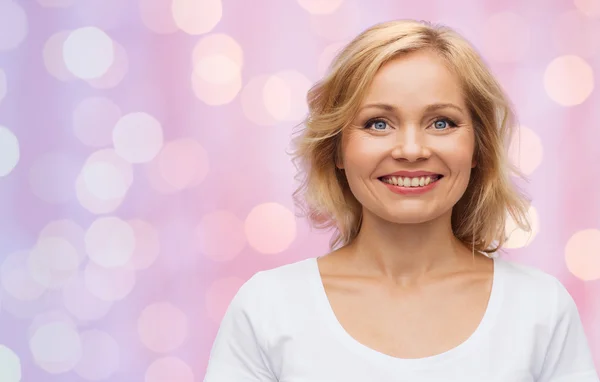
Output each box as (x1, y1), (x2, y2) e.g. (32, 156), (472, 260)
(317, 49), (494, 359)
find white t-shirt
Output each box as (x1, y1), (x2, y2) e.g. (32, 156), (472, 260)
(204, 256), (599, 381)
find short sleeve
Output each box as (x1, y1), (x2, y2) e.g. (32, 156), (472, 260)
(538, 278), (599, 381)
(203, 273), (277, 382)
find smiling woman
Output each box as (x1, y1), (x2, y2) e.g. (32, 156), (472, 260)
(203, 20), (599, 382)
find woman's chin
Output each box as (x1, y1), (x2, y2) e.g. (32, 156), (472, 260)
(375, 210), (444, 225)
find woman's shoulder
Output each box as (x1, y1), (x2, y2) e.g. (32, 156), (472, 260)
(247, 257), (317, 288)
(496, 256), (559, 284)
(496, 255), (566, 290)
(229, 257), (318, 310)
(495, 256), (579, 320)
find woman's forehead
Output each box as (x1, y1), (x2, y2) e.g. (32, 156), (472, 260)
(360, 51), (466, 112)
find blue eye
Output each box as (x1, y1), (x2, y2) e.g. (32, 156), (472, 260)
(365, 119), (388, 130)
(374, 121), (387, 130)
(432, 118), (457, 130)
(434, 120), (447, 129)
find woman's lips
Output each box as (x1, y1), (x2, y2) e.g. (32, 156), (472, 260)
(379, 175), (443, 195)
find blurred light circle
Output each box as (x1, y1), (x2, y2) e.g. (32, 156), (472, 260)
(544, 55), (594, 106)
(482, 12), (531, 62)
(145, 357), (194, 382)
(245, 202), (297, 254)
(28, 237), (80, 289)
(85, 217), (135, 268)
(171, 0), (222, 35)
(192, 33), (243, 67)
(245, 70), (312, 124)
(565, 229), (600, 281)
(74, 330), (120, 380)
(28, 310), (78, 340)
(39, 220), (86, 262)
(241, 75), (279, 126)
(139, 0), (179, 34)
(508, 125), (544, 175)
(43, 31), (76, 82)
(196, 211), (246, 262)
(29, 151), (80, 204)
(37, 0), (76, 7)
(0, 345), (21, 382)
(0, 126), (19, 177)
(205, 277), (245, 324)
(298, 0), (344, 14)
(156, 139), (209, 189)
(73, 97), (122, 148)
(29, 321), (82, 374)
(574, 0), (600, 17)
(126, 219), (160, 270)
(263, 75), (292, 121)
(76, 149), (133, 214)
(82, 160), (129, 201)
(1, 251), (46, 301)
(554, 10), (600, 57)
(38, 219), (87, 288)
(0, 68), (6, 104)
(84, 262), (136, 301)
(317, 41), (346, 77)
(0, 0), (28, 51)
(87, 41), (129, 89)
(504, 205), (540, 249)
(62, 273), (113, 322)
(195, 54), (239, 85)
(190, 35), (243, 104)
(75, 175), (126, 214)
(267, 70), (311, 122)
(113, 112), (164, 163)
(138, 302), (189, 353)
(63, 27), (115, 79)
(310, 0), (360, 41)
(146, 138), (209, 193)
(192, 69), (242, 105)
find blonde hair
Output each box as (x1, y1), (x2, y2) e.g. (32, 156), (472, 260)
(290, 19), (531, 254)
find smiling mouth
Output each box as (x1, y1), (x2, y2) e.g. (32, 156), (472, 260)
(378, 174), (443, 188)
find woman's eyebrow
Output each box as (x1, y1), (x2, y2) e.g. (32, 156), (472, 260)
(359, 102), (465, 114)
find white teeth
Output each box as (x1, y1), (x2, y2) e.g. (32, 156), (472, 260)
(381, 175), (439, 188)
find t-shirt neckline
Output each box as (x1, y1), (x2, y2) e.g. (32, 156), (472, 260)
(306, 255), (505, 370)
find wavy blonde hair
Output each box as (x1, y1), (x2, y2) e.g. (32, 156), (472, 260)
(290, 19), (531, 253)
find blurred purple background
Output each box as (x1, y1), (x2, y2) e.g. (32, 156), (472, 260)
(0, 0), (599, 380)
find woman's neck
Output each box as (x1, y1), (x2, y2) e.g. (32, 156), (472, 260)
(341, 209), (474, 284)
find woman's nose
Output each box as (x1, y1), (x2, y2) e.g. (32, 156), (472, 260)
(390, 126), (430, 162)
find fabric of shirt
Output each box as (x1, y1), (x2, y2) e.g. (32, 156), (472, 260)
(204, 256), (599, 382)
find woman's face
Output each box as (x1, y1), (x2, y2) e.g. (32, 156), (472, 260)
(338, 49), (476, 225)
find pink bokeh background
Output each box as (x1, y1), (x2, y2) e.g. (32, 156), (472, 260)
(0, 0), (599, 380)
